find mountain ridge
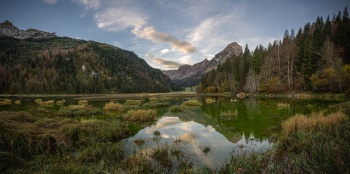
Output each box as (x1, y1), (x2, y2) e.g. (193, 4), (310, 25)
(0, 20), (56, 39)
(163, 42), (242, 87)
(0, 20), (178, 94)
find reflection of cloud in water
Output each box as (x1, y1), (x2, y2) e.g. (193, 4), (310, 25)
(154, 116), (181, 129)
(124, 116), (272, 170)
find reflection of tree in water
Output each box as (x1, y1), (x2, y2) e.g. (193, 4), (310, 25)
(243, 98), (259, 119)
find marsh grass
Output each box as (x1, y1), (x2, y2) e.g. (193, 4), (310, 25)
(55, 99), (66, 105)
(205, 98), (215, 103)
(169, 105), (185, 113)
(142, 102), (170, 108)
(281, 111), (347, 135)
(122, 154), (155, 173)
(35, 99), (42, 104)
(220, 153), (265, 174)
(38, 100), (55, 106)
(123, 109), (157, 122)
(152, 145), (172, 167)
(199, 145), (211, 155)
(0, 99), (11, 105)
(14, 100), (21, 104)
(78, 100), (88, 105)
(124, 99), (142, 106)
(58, 105), (102, 117)
(103, 101), (123, 111)
(182, 100), (201, 107)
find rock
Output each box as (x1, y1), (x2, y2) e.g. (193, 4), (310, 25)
(0, 20), (56, 39)
(163, 42), (242, 87)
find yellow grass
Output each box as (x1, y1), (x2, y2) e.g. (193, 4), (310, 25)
(282, 111), (347, 135)
(0, 99), (12, 105)
(103, 101), (122, 111)
(38, 100), (55, 106)
(56, 99), (66, 105)
(68, 104), (86, 109)
(78, 100), (88, 105)
(205, 98), (215, 103)
(35, 99), (42, 104)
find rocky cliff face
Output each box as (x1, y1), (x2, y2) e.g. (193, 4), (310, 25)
(0, 20), (56, 39)
(163, 42), (242, 87)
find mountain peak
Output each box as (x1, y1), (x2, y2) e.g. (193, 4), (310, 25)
(163, 42), (242, 87)
(0, 20), (56, 39)
(224, 42), (242, 53)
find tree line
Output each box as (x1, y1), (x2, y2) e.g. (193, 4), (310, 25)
(197, 7), (350, 95)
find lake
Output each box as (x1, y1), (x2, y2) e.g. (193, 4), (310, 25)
(0, 95), (342, 170)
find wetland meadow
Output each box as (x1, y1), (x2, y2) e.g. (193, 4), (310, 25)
(1, 93), (349, 173)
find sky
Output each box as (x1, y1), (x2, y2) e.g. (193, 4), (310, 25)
(1, 0), (349, 70)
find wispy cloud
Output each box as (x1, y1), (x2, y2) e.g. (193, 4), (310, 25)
(94, 7), (146, 32)
(42, 0), (57, 5)
(74, 0), (101, 11)
(94, 6), (196, 54)
(133, 26), (197, 53)
(145, 54), (183, 69)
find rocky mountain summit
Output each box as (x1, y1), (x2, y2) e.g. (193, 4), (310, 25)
(0, 20), (56, 39)
(163, 42), (242, 87)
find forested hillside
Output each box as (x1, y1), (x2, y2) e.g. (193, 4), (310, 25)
(0, 37), (178, 94)
(197, 7), (350, 94)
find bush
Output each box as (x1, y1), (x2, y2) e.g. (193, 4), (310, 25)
(103, 101), (122, 111)
(123, 109), (157, 122)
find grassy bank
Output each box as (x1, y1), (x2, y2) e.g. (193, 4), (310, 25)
(220, 111), (350, 173)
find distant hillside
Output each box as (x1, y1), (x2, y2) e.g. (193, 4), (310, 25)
(0, 21), (178, 94)
(163, 42), (242, 87)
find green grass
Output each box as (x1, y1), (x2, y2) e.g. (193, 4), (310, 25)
(57, 105), (102, 117)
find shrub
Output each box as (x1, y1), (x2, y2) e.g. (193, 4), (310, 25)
(103, 101), (122, 111)
(123, 109), (157, 122)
